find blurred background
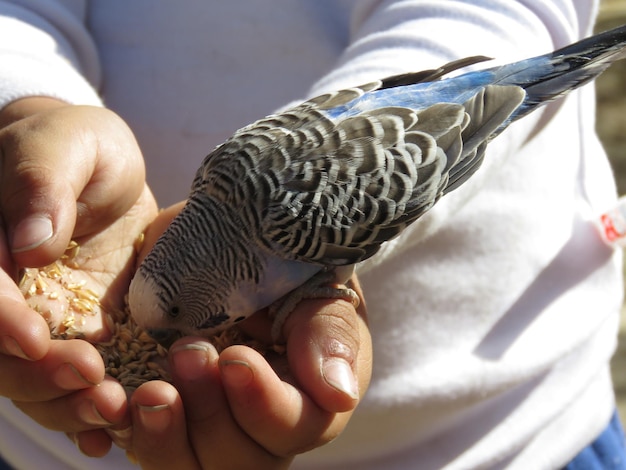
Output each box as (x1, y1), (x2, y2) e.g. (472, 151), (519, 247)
(596, 0), (626, 422)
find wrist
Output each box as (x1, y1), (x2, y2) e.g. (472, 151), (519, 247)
(0, 97), (69, 129)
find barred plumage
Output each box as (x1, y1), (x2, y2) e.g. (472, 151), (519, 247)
(129, 25), (626, 341)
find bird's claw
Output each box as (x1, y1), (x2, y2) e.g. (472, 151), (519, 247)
(269, 271), (360, 344)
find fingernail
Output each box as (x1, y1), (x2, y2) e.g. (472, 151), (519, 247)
(170, 341), (216, 381)
(0, 335), (32, 360)
(322, 358), (359, 400)
(77, 399), (112, 426)
(137, 403), (171, 433)
(54, 362), (98, 390)
(11, 216), (53, 253)
(220, 359), (253, 387)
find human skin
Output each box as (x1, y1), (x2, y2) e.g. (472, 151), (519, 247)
(0, 97), (372, 466)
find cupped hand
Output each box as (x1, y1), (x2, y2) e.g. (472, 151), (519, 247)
(0, 98), (372, 467)
(0, 98), (147, 266)
(128, 204), (372, 469)
(0, 98), (159, 457)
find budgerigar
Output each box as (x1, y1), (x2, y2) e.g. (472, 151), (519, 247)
(129, 25), (626, 343)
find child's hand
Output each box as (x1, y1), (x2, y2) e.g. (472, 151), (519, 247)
(0, 98), (147, 267)
(0, 99), (372, 466)
(126, 204), (372, 469)
(0, 98), (158, 456)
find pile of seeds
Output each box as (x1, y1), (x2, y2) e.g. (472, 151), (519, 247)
(93, 296), (173, 390)
(19, 240), (261, 390)
(19, 241), (99, 338)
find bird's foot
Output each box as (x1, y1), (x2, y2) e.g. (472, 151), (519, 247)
(269, 270), (360, 343)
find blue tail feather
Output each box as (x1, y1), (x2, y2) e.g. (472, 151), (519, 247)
(325, 24), (626, 122)
(492, 24), (626, 120)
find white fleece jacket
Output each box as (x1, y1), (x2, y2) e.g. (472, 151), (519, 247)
(0, 1), (622, 469)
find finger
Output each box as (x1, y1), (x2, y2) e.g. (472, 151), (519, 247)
(0, 269), (51, 361)
(67, 409), (134, 459)
(218, 345), (337, 457)
(0, 339), (104, 401)
(237, 276), (371, 414)
(68, 429), (113, 459)
(72, 107), (146, 237)
(105, 422), (134, 451)
(13, 376), (127, 433)
(0, 105), (144, 266)
(0, 219), (17, 276)
(168, 338), (290, 468)
(282, 276), (371, 414)
(131, 380), (201, 470)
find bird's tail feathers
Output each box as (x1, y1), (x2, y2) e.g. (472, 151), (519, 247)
(496, 24), (626, 120)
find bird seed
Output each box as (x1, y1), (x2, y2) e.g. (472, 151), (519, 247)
(19, 240), (265, 391)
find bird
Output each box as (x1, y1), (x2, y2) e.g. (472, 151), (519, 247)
(129, 25), (626, 344)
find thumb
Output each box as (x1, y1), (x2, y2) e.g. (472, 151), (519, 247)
(0, 105), (145, 267)
(283, 275), (372, 413)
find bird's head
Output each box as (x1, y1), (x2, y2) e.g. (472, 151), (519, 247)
(128, 262), (235, 345)
(127, 195), (250, 343)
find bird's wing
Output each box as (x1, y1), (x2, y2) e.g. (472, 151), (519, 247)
(197, 69), (524, 267)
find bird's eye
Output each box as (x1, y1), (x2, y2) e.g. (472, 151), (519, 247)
(169, 306), (180, 318)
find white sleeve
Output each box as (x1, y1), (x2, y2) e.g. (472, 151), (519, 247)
(311, 0), (592, 92)
(0, 0), (102, 108)
(302, 0), (598, 271)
